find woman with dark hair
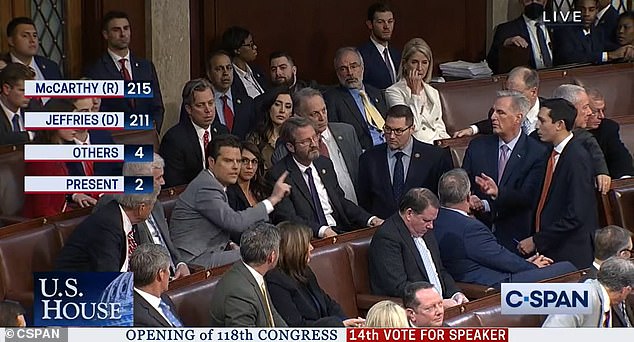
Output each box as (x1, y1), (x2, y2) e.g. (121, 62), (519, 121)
(221, 26), (268, 98)
(265, 222), (366, 327)
(226, 141), (272, 211)
(617, 11), (634, 48)
(247, 87), (292, 169)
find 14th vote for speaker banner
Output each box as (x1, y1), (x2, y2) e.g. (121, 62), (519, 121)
(24, 80), (154, 98)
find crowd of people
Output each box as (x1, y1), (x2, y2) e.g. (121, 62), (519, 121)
(0, 0), (633, 329)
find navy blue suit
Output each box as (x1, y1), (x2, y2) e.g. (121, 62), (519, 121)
(34, 55), (63, 80)
(86, 53), (165, 132)
(231, 65), (270, 96)
(596, 6), (620, 51)
(553, 26), (606, 65)
(589, 118), (634, 178)
(462, 133), (548, 252)
(358, 138), (453, 219)
(358, 41), (400, 90)
(534, 138), (598, 269)
(433, 208), (575, 287)
(66, 130), (122, 176)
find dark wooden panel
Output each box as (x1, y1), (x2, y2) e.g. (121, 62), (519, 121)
(0, 0), (31, 51)
(192, 0), (487, 84)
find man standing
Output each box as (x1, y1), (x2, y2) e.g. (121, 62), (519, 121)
(170, 135), (290, 268)
(518, 98), (598, 269)
(0, 63), (35, 144)
(368, 187), (468, 307)
(358, 105), (452, 219)
(462, 91), (547, 251)
(86, 11), (165, 132)
(402, 282), (445, 327)
(325, 47), (388, 151)
(358, 2), (400, 90)
(210, 223), (287, 327)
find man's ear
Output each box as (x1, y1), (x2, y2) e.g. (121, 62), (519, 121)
(365, 20), (373, 31)
(101, 30), (108, 41)
(285, 142), (295, 154)
(207, 156), (215, 170)
(7, 36), (14, 48)
(185, 104), (192, 115)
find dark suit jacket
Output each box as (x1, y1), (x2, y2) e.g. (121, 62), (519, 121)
(462, 133), (548, 251)
(433, 208), (537, 286)
(268, 155), (372, 237)
(553, 25), (606, 65)
(133, 292), (180, 327)
(34, 55), (63, 80)
(357, 138), (453, 219)
(265, 267), (345, 327)
(226, 183), (251, 212)
(232, 64), (270, 96)
(368, 212), (460, 298)
(358, 41), (401, 90)
(209, 262), (287, 327)
(534, 138), (597, 269)
(324, 84), (388, 151)
(55, 201), (127, 271)
(590, 118), (634, 178)
(86, 53), (165, 131)
(65, 130), (122, 176)
(159, 119), (229, 188)
(0, 107), (30, 145)
(597, 5), (620, 51)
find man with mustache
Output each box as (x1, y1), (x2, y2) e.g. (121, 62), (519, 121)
(268, 51), (319, 95)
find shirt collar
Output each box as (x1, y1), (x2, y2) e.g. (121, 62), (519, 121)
(320, 127), (333, 141)
(206, 169), (226, 192)
(596, 5), (610, 24)
(233, 63), (252, 78)
(443, 206), (469, 217)
(292, 156), (314, 174)
(118, 204), (133, 235)
(370, 35), (389, 51)
(499, 130), (521, 151)
(214, 88), (233, 101)
(134, 288), (162, 309)
(107, 49), (131, 68)
(74, 134), (90, 145)
(0, 98), (19, 121)
(191, 118), (210, 135)
(525, 98), (540, 123)
(243, 262), (265, 288)
(388, 136), (414, 158)
(554, 132), (574, 154)
(523, 14), (544, 26)
(10, 53), (36, 69)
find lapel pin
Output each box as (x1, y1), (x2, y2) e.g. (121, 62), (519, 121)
(135, 63), (139, 67)
(337, 136), (343, 140)
(42, 65), (46, 69)
(414, 153), (420, 158)
(374, 98), (379, 103)
(237, 99), (242, 104)
(321, 169), (326, 175)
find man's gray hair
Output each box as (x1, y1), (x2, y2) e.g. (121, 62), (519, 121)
(553, 84), (586, 106)
(594, 225), (633, 261)
(497, 90), (531, 116)
(598, 257), (634, 291)
(438, 168), (471, 207)
(586, 88), (605, 102)
(508, 66), (539, 89)
(122, 153), (164, 177)
(240, 222), (280, 266)
(130, 243), (171, 287)
(279, 116), (317, 145)
(333, 47), (364, 68)
(292, 87), (323, 117)
(114, 186), (160, 210)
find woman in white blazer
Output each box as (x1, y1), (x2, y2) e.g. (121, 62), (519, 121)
(385, 38), (449, 144)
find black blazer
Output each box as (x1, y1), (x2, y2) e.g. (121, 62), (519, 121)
(268, 155), (372, 237)
(226, 184), (251, 212)
(552, 25), (606, 65)
(85, 53), (165, 131)
(590, 118), (634, 178)
(0, 107), (29, 145)
(159, 119), (229, 188)
(357, 138), (453, 219)
(231, 64), (270, 97)
(324, 84), (388, 151)
(534, 138), (597, 269)
(133, 291), (180, 327)
(596, 5), (620, 51)
(34, 55), (63, 80)
(368, 212), (460, 298)
(358, 40), (401, 90)
(265, 267), (345, 327)
(55, 201), (127, 271)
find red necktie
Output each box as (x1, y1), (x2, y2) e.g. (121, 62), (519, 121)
(119, 58), (135, 109)
(221, 95), (234, 131)
(535, 151), (558, 232)
(318, 135), (330, 158)
(82, 142), (94, 176)
(203, 130), (210, 157)
(127, 226), (138, 270)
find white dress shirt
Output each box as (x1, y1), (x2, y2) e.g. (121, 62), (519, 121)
(108, 49), (133, 79)
(134, 288), (173, 325)
(192, 120), (211, 168)
(119, 204), (134, 272)
(320, 128), (357, 204)
(293, 158), (337, 236)
(412, 235), (443, 297)
(233, 64), (264, 99)
(522, 15), (553, 69)
(370, 35), (397, 83)
(553, 132), (574, 169)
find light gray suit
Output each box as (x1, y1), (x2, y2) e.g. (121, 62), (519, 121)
(542, 279), (609, 327)
(169, 169), (269, 268)
(209, 262), (287, 327)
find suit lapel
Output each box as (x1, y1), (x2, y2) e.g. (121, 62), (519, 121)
(500, 133), (526, 186)
(285, 157), (314, 210)
(236, 263), (269, 322)
(395, 216), (428, 278)
(0, 108), (13, 133)
(101, 53), (122, 79)
(135, 292), (171, 326)
(339, 87), (367, 129)
(485, 136), (500, 182)
(378, 146), (395, 202)
(184, 120), (203, 165)
(404, 141), (425, 189)
(314, 158), (340, 214)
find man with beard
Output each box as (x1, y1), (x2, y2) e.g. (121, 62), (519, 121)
(268, 51), (319, 94)
(358, 2), (400, 90)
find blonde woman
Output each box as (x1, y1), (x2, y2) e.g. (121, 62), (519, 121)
(365, 300), (409, 328)
(385, 38), (449, 144)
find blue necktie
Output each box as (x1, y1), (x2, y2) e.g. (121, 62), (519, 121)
(305, 167), (328, 226)
(535, 22), (552, 67)
(11, 114), (21, 132)
(159, 300), (182, 327)
(392, 152), (405, 201)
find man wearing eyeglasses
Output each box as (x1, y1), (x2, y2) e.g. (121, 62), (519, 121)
(358, 105), (452, 219)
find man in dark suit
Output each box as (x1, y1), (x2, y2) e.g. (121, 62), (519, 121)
(487, 0), (553, 74)
(268, 51), (320, 95)
(0, 63), (35, 145)
(358, 105), (452, 219)
(6, 17), (62, 80)
(325, 47), (388, 151)
(434, 168), (576, 287)
(85, 11), (165, 132)
(358, 2), (400, 90)
(210, 223), (287, 327)
(518, 98), (598, 269)
(368, 188), (468, 306)
(131, 244), (183, 327)
(55, 188), (160, 272)
(596, 0), (620, 50)
(160, 78), (229, 188)
(586, 88), (634, 178)
(402, 282), (445, 327)
(462, 90), (548, 251)
(207, 50), (255, 140)
(269, 117), (382, 238)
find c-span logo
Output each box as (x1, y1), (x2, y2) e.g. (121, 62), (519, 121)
(501, 283), (593, 315)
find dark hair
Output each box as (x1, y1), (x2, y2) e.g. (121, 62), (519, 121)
(573, 0), (599, 7)
(0, 63), (35, 86)
(619, 11), (634, 22)
(594, 225), (633, 261)
(367, 2), (393, 21)
(101, 11), (129, 31)
(399, 188), (440, 214)
(0, 300), (26, 326)
(206, 134), (242, 161)
(221, 26), (251, 59)
(387, 104), (414, 126)
(32, 99), (77, 144)
(248, 87), (292, 151)
(269, 51), (295, 66)
(276, 221), (313, 283)
(240, 222), (280, 266)
(181, 78), (213, 107)
(402, 281), (435, 309)
(540, 98), (577, 131)
(206, 50), (232, 76)
(7, 17), (35, 37)
(240, 141), (272, 201)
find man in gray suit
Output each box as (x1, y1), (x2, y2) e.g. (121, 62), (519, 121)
(271, 87), (363, 204)
(543, 257), (634, 327)
(210, 222), (287, 327)
(170, 135), (291, 268)
(96, 154), (191, 279)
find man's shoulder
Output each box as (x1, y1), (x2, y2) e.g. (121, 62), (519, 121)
(268, 155), (292, 176)
(323, 86), (348, 100)
(598, 118), (620, 134)
(329, 121), (357, 136)
(357, 40), (375, 55)
(162, 121), (192, 140)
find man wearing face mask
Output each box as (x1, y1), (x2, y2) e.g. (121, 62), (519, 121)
(487, 0), (554, 74)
